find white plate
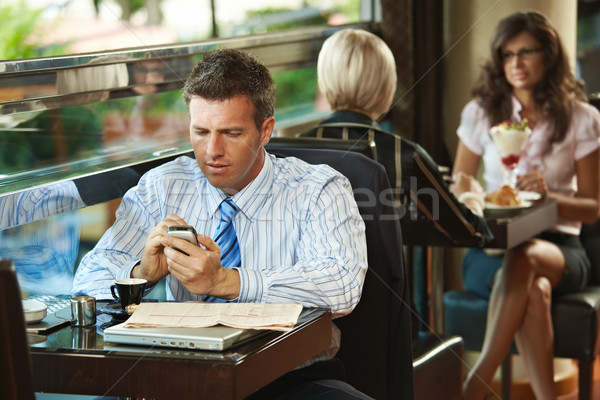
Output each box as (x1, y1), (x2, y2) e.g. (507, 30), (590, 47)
(485, 199), (532, 210)
(518, 191), (542, 202)
(22, 299), (48, 323)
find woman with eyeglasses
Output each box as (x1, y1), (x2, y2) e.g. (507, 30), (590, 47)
(452, 11), (600, 399)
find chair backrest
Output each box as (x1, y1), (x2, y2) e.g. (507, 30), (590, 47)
(580, 219), (600, 285)
(300, 121), (401, 189)
(271, 148), (414, 400)
(299, 121), (494, 248)
(266, 136), (376, 161)
(0, 259), (35, 400)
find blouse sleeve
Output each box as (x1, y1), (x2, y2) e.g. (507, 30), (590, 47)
(457, 99), (490, 156)
(572, 101), (600, 161)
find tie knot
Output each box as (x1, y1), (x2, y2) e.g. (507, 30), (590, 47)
(220, 199), (239, 222)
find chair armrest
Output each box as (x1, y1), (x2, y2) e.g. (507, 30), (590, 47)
(413, 333), (464, 400)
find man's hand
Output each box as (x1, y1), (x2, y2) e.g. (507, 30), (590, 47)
(161, 234), (241, 300)
(132, 214), (189, 283)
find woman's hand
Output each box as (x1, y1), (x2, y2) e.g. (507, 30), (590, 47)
(516, 171), (548, 197)
(450, 171), (485, 216)
(450, 171), (484, 197)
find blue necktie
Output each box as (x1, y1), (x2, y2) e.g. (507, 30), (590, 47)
(204, 199), (240, 303)
(204, 199), (241, 303)
(214, 198), (241, 270)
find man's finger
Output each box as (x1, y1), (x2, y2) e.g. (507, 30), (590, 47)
(197, 234), (219, 252)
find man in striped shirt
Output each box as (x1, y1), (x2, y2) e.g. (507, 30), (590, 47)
(73, 49), (370, 398)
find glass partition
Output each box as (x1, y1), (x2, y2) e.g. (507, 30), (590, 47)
(0, 1), (381, 297)
(0, 23), (374, 208)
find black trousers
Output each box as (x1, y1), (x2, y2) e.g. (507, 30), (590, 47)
(246, 358), (372, 399)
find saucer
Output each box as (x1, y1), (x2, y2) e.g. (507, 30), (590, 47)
(98, 302), (130, 321)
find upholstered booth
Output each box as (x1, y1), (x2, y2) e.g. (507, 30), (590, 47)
(290, 122), (493, 399)
(444, 219), (600, 400)
(270, 147), (415, 399)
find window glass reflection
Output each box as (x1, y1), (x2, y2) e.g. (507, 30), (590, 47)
(1, 213), (80, 296)
(0, 180), (90, 296)
(0, 89), (189, 180)
(0, 64), (323, 182)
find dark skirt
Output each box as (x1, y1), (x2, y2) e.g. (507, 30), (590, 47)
(462, 231), (590, 299)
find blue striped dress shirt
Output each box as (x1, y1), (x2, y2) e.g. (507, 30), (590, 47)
(72, 152), (367, 318)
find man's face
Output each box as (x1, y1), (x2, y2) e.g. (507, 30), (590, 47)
(189, 95), (274, 195)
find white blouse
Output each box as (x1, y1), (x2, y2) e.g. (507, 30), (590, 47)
(457, 96), (600, 234)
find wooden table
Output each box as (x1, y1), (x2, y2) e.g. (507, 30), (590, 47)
(29, 307), (332, 400)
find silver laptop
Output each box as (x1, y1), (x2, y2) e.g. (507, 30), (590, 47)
(103, 322), (270, 351)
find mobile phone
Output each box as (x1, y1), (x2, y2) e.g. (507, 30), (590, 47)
(167, 225), (198, 254)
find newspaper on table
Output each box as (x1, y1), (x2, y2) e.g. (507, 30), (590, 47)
(123, 302), (303, 332)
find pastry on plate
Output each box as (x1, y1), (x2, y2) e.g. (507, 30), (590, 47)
(485, 185), (521, 207)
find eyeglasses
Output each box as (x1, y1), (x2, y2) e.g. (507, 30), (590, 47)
(501, 48), (543, 62)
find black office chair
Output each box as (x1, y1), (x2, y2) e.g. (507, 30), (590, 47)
(286, 127), (478, 399)
(0, 259), (35, 400)
(272, 147), (414, 400)
(444, 219), (600, 400)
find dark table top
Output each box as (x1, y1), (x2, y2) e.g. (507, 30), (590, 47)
(401, 197), (557, 249)
(483, 197), (558, 249)
(29, 306), (332, 400)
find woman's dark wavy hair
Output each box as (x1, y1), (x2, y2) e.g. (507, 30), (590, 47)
(183, 48), (275, 130)
(472, 11), (586, 144)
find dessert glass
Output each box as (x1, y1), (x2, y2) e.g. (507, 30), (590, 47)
(489, 119), (531, 187)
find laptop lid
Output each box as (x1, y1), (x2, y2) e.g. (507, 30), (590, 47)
(103, 322), (269, 351)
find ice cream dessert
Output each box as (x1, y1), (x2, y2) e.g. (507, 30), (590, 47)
(489, 119), (532, 169)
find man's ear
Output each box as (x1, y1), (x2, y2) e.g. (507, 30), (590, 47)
(259, 117), (275, 146)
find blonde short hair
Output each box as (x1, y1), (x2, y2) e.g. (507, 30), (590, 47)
(317, 29), (397, 119)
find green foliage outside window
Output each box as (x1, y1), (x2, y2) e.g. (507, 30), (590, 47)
(0, 1), (67, 60)
(273, 67), (320, 119)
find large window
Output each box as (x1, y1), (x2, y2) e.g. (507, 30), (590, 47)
(2, 0), (363, 56)
(0, 1), (378, 297)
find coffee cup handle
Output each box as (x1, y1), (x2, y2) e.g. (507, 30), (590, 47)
(110, 284), (119, 301)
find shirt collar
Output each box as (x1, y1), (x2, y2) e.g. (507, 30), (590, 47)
(207, 148), (273, 221)
(511, 95), (524, 120)
(328, 109), (378, 127)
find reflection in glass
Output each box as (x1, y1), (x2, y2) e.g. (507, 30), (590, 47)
(1, 70), (190, 194)
(0, 55), (131, 176)
(0, 181), (84, 229)
(1, 213), (79, 296)
(48, 55), (130, 109)
(0, 106), (102, 175)
(0, 25), (355, 239)
(0, 180), (85, 295)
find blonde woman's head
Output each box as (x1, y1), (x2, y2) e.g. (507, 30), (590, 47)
(317, 28), (397, 120)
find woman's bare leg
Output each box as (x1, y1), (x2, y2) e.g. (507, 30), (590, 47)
(515, 276), (557, 399)
(463, 240), (565, 400)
